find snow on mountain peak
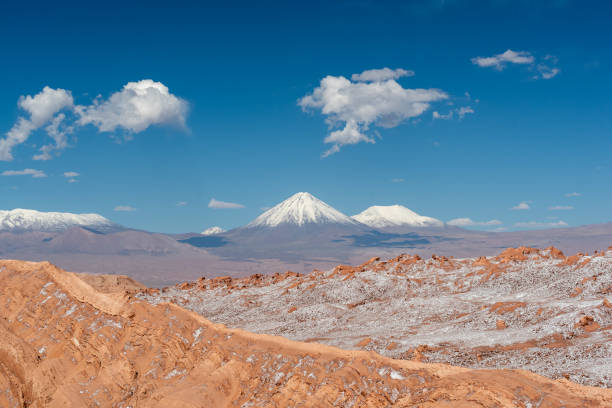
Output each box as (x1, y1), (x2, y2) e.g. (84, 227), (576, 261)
(0, 208), (115, 232)
(201, 226), (225, 235)
(352, 205), (443, 228)
(247, 192), (358, 228)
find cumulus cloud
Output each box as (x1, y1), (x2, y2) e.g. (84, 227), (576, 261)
(76, 79), (188, 134)
(1, 168), (47, 178)
(114, 205), (136, 212)
(472, 49), (560, 80)
(1, 80), (188, 161)
(176, 201), (188, 207)
(299, 68), (448, 156)
(511, 201), (530, 210)
(548, 205), (574, 210)
(208, 198), (245, 209)
(514, 220), (568, 228)
(391, 178), (405, 183)
(0, 87), (73, 161)
(471, 49), (534, 70)
(447, 218), (502, 227)
(565, 192), (581, 197)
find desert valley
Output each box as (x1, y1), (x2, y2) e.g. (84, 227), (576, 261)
(2, 1), (612, 406)
(1, 194), (611, 406)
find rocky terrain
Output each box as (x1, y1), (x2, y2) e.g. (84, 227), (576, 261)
(1, 258), (611, 407)
(139, 246), (612, 389)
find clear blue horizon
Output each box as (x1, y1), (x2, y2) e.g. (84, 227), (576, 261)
(1, 0), (611, 233)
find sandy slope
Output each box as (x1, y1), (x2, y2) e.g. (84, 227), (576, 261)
(0, 259), (611, 407)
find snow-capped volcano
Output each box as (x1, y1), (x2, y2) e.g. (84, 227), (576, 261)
(246, 192), (359, 228)
(352, 205), (443, 229)
(0, 208), (116, 232)
(201, 226), (225, 235)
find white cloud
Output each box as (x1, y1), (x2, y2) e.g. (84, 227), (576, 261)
(299, 68), (448, 156)
(114, 205), (136, 212)
(447, 218), (502, 227)
(1, 168), (47, 178)
(537, 65), (560, 79)
(457, 106), (474, 119)
(0, 86), (73, 161)
(18, 87), (74, 126)
(472, 49), (560, 80)
(548, 205), (574, 210)
(391, 178), (405, 183)
(535, 55), (561, 80)
(63, 171), (79, 183)
(176, 201), (188, 207)
(208, 198), (245, 209)
(351, 68), (414, 82)
(432, 111), (453, 120)
(565, 192), (581, 197)
(511, 201), (530, 210)
(322, 120), (374, 157)
(76, 79), (188, 134)
(1, 80), (188, 161)
(514, 220), (568, 228)
(471, 49), (535, 70)
(432, 106), (474, 121)
(34, 113), (74, 160)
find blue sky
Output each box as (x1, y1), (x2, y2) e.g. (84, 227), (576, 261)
(1, 0), (611, 233)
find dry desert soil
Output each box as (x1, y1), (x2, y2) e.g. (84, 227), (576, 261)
(1, 249), (611, 407)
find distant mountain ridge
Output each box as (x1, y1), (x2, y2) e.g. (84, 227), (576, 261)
(0, 208), (118, 232)
(2, 197), (612, 286)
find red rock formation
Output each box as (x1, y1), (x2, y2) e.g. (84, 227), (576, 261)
(490, 301), (527, 314)
(575, 315), (601, 332)
(356, 337), (372, 348)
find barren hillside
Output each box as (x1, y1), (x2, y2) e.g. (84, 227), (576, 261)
(0, 258), (611, 407)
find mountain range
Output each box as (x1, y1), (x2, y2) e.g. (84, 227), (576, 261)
(2, 191), (612, 286)
(0, 193), (446, 234)
(0, 208), (120, 232)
